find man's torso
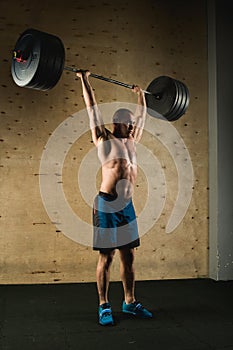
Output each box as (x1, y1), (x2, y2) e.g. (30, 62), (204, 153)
(97, 130), (137, 199)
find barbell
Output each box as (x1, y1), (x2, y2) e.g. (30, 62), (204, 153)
(11, 28), (190, 121)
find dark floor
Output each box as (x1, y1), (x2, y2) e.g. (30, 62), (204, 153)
(0, 279), (233, 350)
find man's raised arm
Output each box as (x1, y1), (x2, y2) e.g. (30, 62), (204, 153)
(76, 70), (107, 146)
(132, 86), (147, 143)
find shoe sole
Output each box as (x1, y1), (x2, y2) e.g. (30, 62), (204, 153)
(99, 315), (114, 326)
(99, 320), (114, 326)
(122, 310), (137, 315)
(122, 310), (152, 318)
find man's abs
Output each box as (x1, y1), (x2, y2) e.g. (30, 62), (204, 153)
(97, 135), (137, 199)
(100, 159), (137, 199)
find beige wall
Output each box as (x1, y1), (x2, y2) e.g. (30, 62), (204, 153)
(0, 0), (208, 284)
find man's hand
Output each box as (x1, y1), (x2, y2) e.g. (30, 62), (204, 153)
(132, 85), (143, 95)
(76, 70), (91, 79)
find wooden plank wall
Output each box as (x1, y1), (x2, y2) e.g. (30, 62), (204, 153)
(0, 0), (208, 284)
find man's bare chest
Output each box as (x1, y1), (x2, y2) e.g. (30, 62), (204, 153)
(97, 138), (136, 165)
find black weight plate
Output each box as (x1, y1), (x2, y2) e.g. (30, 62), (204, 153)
(170, 81), (190, 121)
(179, 81), (190, 117)
(32, 32), (65, 91)
(145, 76), (179, 120)
(11, 29), (41, 87)
(164, 79), (181, 120)
(165, 79), (184, 121)
(25, 31), (65, 91)
(170, 82), (186, 121)
(167, 80), (186, 121)
(11, 28), (65, 91)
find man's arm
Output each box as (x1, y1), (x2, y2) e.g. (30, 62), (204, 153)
(132, 86), (147, 143)
(76, 70), (107, 146)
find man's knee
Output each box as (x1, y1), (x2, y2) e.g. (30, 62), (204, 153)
(119, 247), (135, 266)
(98, 250), (115, 267)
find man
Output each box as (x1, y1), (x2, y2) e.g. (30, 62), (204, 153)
(77, 70), (152, 326)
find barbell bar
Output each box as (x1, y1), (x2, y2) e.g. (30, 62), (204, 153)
(11, 28), (190, 121)
(63, 66), (153, 95)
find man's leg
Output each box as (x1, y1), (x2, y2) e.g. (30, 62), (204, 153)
(96, 250), (115, 325)
(119, 247), (153, 318)
(96, 250), (115, 305)
(119, 247), (135, 304)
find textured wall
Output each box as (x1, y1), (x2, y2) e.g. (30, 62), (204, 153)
(0, 0), (208, 284)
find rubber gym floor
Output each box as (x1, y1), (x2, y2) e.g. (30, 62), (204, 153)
(0, 278), (233, 350)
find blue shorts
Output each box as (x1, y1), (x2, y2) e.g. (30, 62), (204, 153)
(93, 191), (140, 252)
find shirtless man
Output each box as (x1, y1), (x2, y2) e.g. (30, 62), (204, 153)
(77, 70), (152, 326)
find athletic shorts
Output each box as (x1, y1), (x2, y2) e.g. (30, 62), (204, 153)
(93, 191), (140, 253)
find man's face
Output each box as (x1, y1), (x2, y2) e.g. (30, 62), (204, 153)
(114, 114), (135, 138)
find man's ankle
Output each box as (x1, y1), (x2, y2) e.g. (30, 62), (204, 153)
(99, 301), (110, 307)
(124, 298), (135, 305)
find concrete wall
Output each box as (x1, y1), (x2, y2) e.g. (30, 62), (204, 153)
(0, 0), (209, 284)
(208, 0), (233, 280)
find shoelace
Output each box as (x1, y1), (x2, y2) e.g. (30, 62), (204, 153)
(131, 302), (148, 314)
(100, 308), (112, 318)
(135, 302), (143, 310)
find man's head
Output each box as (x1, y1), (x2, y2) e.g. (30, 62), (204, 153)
(112, 108), (135, 138)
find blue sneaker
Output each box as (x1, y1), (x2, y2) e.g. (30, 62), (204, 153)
(122, 301), (153, 318)
(98, 303), (114, 326)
